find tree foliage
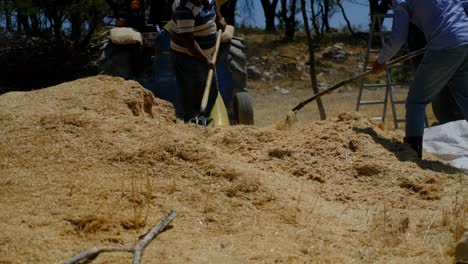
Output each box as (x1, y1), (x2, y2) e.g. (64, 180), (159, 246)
(0, 0), (108, 87)
(4, 0), (107, 45)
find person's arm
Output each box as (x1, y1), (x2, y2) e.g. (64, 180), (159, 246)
(182, 32), (215, 69)
(372, 0), (410, 73)
(215, 1), (227, 31)
(173, 6), (214, 68)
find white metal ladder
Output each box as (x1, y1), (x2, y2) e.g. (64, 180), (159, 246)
(356, 14), (411, 129)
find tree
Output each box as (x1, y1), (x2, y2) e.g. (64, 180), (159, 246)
(0, 0), (108, 87)
(337, 0), (354, 35)
(300, 0), (326, 120)
(322, 0), (330, 32)
(220, 0), (237, 26)
(0, 0), (14, 31)
(260, 0), (279, 32)
(279, 0), (298, 40)
(369, 0), (392, 31)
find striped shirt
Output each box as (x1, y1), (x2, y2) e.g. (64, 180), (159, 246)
(170, 0), (218, 56)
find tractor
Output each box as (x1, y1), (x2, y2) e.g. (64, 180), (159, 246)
(98, 0), (254, 125)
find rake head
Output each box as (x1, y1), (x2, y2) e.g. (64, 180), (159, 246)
(189, 115), (213, 127)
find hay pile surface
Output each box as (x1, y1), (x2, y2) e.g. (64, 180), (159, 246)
(0, 76), (465, 263)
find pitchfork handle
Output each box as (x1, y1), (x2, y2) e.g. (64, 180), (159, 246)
(291, 48), (426, 112)
(200, 30), (223, 114)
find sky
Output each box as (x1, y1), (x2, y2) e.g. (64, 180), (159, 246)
(236, 0), (387, 32)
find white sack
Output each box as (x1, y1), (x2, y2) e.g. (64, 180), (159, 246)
(423, 120), (468, 172)
(110, 27), (142, 45)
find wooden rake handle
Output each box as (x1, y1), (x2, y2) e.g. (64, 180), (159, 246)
(200, 29), (223, 114)
(291, 48), (427, 112)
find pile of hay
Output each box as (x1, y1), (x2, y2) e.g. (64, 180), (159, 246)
(0, 76), (465, 263)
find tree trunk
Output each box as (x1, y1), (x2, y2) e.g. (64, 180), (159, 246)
(301, 0), (327, 120)
(17, 14), (31, 35)
(310, 1), (320, 36)
(369, 0), (392, 31)
(318, 2), (325, 33)
(70, 12), (82, 42)
(261, 0), (279, 32)
(280, 0), (295, 40)
(53, 15), (63, 41)
(337, 1), (354, 35)
(282, 0), (297, 40)
(322, 0), (330, 32)
(220, 0), (237, 26)
(3, 0), (11, 31)
(30, 15), (40, 36)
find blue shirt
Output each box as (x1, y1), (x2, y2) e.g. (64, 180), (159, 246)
(170, 0), (218, 56)
(377, 0), (468, 64)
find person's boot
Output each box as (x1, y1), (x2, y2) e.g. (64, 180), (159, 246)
(403, 136), (423, 160)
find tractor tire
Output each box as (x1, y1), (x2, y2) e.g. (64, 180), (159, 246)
(223, 38), (247, 94)
(219, 36), (251, 125)
(97, 41), (133, 79)
(234, 92), (254, 125)
(432, 87), (464, 124)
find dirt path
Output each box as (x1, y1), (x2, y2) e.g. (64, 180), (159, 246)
(250, 84), (412, 129)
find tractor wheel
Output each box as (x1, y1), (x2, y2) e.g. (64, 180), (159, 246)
(97, 41), (133, 79)
(218, 36), (251, 125)
(431, 87), (464, 125)
(234, 92), (254, 125)
(226, 37), (247, 94)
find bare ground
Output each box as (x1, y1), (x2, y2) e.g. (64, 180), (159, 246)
(0, 76), (466, 263)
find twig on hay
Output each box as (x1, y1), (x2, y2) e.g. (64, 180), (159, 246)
(423, 209), (439, 244)
(64, 209), (176, 264)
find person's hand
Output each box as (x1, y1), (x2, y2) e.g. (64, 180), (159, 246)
(371, 60), (386, 74)
(216, 17), (227, 32)
(206, 58), (215, 70)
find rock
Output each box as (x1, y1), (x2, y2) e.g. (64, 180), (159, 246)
(264, 71), (283, 81)
(273, 86), (290, 95)
(263, 71), (272, 81)
(322, 44), (349, 63)
(325, 68), (338, 75)
(318, 83), (329, 90)
(273, 73), (284, 80)
(247, 65), (262, 80)
(333, 52), (348, 62)
(455, 232), (468, 263)
(281, 62), (299, 72)
(279, 88), (290, 95)
(251, 56), (259, 62)
(333, 43), (345, 50)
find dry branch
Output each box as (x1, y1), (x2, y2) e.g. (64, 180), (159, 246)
(64, 209), (176, 264)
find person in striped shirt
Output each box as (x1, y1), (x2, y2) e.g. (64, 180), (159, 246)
(171, 0), (226, 122)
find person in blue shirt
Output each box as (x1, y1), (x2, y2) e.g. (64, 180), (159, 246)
(371, 0), (468, 159)
(171, 0), (226, 122)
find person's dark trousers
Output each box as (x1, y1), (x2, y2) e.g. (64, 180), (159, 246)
(405, 45), (468, 159)
(172, 50), (217, 122)
(403, 136), (423, 159)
